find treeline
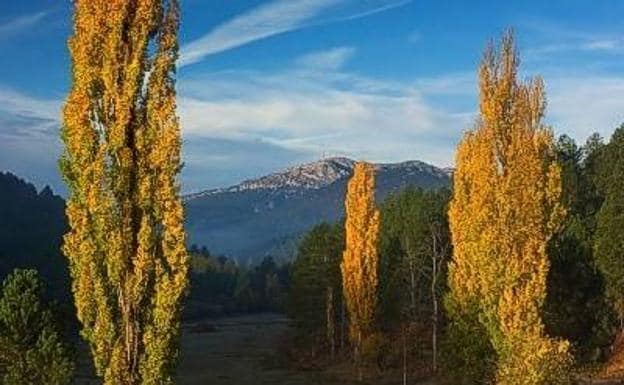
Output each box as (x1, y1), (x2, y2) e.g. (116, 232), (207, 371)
(0, 170), (291, 322)
(186, 245), (290, 319)
(287, 187), (450, 377)
(285, 33), (624, 384)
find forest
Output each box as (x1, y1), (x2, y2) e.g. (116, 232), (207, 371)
(1, 1), (624, 385)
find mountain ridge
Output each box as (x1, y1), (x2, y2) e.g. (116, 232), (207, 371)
(184, 157), (451, 260)
(185, 157), (451, 200)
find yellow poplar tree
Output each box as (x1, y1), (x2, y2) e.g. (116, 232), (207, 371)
(341, 162), (380, 364)
(60, 1), (188, 385)
(446, 32), (572, 385)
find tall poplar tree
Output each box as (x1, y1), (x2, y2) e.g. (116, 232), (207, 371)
(60, 1), (188, 385)
(445, 32), (571, 385)
(341, 162), (380, 372)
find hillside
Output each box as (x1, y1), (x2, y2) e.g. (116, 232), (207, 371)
(184, 158), (451, 261)
(0, 172), (70, 300)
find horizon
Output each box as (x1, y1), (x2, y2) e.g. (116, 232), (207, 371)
(3, 155), (449, 197)
(3, 1), (624, 194)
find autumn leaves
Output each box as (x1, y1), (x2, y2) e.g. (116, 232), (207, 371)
(61, 2), (187, 385)
(341, 162), (380, 375)
(60, 1), (575, 382)
(341, 32), (571, 384)
(446, 32), (572, 384)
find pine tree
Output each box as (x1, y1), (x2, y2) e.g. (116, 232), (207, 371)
(60, 1), (188, 385)
(0, 269), (74, 385)
(543, 135), (610, 363)
(289, 222), (344, 353)
(595, 126), (624, 327)
(445, 31), (571, 385)
(379, 188), (451, 374)
(341, 162), (380, 373)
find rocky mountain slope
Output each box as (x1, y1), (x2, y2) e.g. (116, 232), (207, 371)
(184, 158), (451, 261)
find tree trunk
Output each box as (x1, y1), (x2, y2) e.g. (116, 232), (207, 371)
(340, 300), (346, 352)
(327, 286), (335, 359)
(431, 248), (438, 374)
(357, 329), (363, 382)
(406, 242), (417, 317)
(403, 325), (407, 385)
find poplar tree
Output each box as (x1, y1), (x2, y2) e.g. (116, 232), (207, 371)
(341, 162), (380, 372)
(60, 1), (188, 385)
(445, 32), (572, 385)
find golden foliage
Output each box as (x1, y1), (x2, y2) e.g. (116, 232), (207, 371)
(60, 1), (188, 385)
(341, 162), (381, 351)
(446, 31), (571, 384)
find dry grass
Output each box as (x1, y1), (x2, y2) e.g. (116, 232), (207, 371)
(72, 313), (445, 385)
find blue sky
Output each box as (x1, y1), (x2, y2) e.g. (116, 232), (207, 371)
(2, 1), (624, 194)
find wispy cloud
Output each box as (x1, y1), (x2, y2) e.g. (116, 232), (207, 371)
(523, 20), (624, 58)
(0, 87), (63, 193)
(177, 49), (470, 167)
(0, 11), (47, 39)
(179, 0), (412, 67)
(295, 46), (356, 69)
(0, 87), (60, 136)
(333, 0), (411, 21)
(527, 39), (624, 56)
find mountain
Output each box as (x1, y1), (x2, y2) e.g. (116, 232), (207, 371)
(0, 172), (70, 301)
(184, 157), (451, 261)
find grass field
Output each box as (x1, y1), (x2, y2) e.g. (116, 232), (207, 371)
(67, 313), (624, 385)
(73, 313), (357, 385)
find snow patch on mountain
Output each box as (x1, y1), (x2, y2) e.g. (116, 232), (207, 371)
(185, 157), (447, 200)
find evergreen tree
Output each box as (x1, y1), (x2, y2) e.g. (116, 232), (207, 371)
(60, 1), (188, 384)
(289, 222), (344, 354)
(341, 162), (381, 373)
(379, 188), (451, 373)
(0, 269), (74, 385)
(595, 126), (624, 327)
(445, 32), (571, 385)
(544, 135), (611, 363)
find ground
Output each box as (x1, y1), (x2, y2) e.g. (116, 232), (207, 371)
(74, 313), (623, 384)
(176, 313), (352, 385)
(74, 313), (360, 385)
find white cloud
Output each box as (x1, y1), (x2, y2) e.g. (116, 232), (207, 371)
(526, 40), (624, 57)
(179, 0), (412, 67)
(547, 76), (624, 141)
(523, 20), (624, 58)
(177, 50), (470, 167)
(0, 87), (63, 193)
(295, 46), (356, 69)
(0, 87), (60, 135)
(413, 72), (475, 96)
(0, 12), (47, 39)
(334, 0), (411, 21)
